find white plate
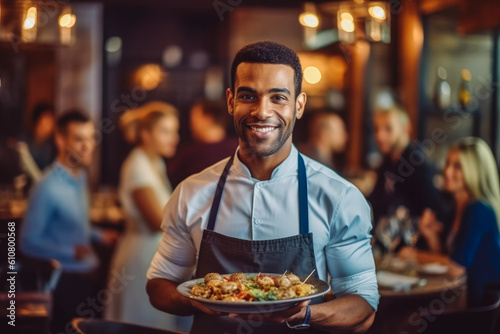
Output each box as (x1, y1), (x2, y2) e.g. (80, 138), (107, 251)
(177, 273), (330, 314)
(377, 270), (421, 291)
(417, 263), (449, 275)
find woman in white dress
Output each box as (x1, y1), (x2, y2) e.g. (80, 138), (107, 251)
(105, 101), (192, 331)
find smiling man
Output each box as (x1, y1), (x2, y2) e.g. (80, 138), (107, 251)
(21, 110), (117, 333)
(146, 41), (379, 333)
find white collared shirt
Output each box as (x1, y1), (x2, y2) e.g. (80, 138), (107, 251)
(147, 145), (379, 310)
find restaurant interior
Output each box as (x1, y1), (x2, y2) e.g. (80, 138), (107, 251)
(0, 0), (500, 333)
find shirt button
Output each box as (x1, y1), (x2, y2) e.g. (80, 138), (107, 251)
(256, 219), (262, 224)
(256, 183), (262, 189)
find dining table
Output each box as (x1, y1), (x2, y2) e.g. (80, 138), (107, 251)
(367, 252), (467, 334)
(0, 291), (52, 334)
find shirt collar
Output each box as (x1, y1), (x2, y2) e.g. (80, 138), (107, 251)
(232, 144), (299, 182)
(53, 161), (87, 185)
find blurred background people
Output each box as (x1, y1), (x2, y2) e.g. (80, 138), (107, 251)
(167, 99), (238, 188)
(16, 103), (57, 183)
(0, 136), (21, 185)
(20, 110), (116, 333)
(105, 102), (191, 331)
(298, 112), (347, 170)
(411, 137), (500, 306)
(368, 105), (452, 250)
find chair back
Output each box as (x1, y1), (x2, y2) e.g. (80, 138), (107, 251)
(423, 290), (500, 334)
(0, 255), (60, 334)
(0, 254), (61, 293)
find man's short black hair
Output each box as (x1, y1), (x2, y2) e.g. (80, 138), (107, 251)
(31, 102), (54, 125)
(230, 41), (303, 98)
(56, 110), (91, 135)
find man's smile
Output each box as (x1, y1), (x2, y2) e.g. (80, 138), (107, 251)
(245, 123), (279, 137)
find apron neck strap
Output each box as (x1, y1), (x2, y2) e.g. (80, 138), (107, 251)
(207, 154), (235, 231)
(207, 151), (309, 234)
(298, 153), (309, 235)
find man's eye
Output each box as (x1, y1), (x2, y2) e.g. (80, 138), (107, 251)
(239, 95), (255, 101)
(272, 95), (287, 102)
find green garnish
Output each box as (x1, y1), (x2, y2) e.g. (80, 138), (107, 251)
(250, 289), (279, 301)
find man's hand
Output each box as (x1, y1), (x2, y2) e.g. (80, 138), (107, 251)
(190, 299), (227, 316)
(100, 230), (119, 246)
(147, 278), (228, 317)
(418, 208), (444, 252)
(74, 244), (93, 261)
(419, 209), (443, 238)
(228, 300), (310, 324)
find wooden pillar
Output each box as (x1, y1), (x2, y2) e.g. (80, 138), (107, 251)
(346, 40), (370, 169)
(398, 0), (424, 139)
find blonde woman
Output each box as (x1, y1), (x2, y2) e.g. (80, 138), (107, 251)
(409, 137), (500, 306)
(105, 101), (192, 331)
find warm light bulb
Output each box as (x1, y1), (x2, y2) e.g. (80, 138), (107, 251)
(369, 6), (386, 20)
(304, 66), (322, 84)
(340, 12), (354, 21)
(299, 12), (319, 28)
(135, 64), (163, 90)
(59, 13), (76, 28)
(24, 17), (35, 29)
(340, 19), (355, 32)
(23, 7), (37, 29)
(27, 7), (36, 17)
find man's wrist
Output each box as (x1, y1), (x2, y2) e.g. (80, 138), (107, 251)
(286, 305), (311, 329)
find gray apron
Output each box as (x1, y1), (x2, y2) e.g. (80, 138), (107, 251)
(190, 153), (328, 334)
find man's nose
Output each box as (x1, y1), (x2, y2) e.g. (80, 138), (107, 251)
(251, 97), (273, 120)
(82, 140), (93, 152)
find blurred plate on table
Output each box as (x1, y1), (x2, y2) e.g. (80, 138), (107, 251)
(417, 263), (449, 275)
(377, 270), (423, 291)
(177, 273), (330, 314)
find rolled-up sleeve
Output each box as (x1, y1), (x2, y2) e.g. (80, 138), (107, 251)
(146, 184), (197, 283)
(326, 185), (380, 311)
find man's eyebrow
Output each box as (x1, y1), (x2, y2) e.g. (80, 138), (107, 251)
(236, 87), (291, 96)
(236, 86), (257, 94)
(268, 88), (291, 95)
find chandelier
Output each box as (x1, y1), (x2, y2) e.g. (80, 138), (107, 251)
(299, 0), (391, 49)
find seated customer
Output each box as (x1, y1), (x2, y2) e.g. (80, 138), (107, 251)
(20, 110), (115, 333)
(167, 99), (238, 188)
(298, 112), (347, 171)
(368, 105), (451, 247)
(17, 103), (57, 183)
(412, 137), (500, 305)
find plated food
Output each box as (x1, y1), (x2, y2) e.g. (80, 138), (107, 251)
(190, 272), (317, 302)
(177, 272), (331, 313)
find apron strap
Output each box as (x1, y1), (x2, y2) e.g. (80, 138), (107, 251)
(207, 152), (309, 234)
(207, 154), (235, 231)
(298, 153), (309, 235)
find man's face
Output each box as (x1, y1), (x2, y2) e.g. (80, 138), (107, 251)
(148, 116), (180, 158)
(373, 112), (406, 156)
(189, 104), (208, 142)
(227, 63), (306, 158)
(328, 115), (347, 153)
(57, 121), (96, 168)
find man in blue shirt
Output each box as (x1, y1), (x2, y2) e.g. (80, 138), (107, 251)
(20, 110), (114, 333)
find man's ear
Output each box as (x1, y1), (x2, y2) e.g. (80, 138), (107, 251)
(55, 132), (65, 153)
(226, 88), (234, 116)
(295, 92), (307, 120)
